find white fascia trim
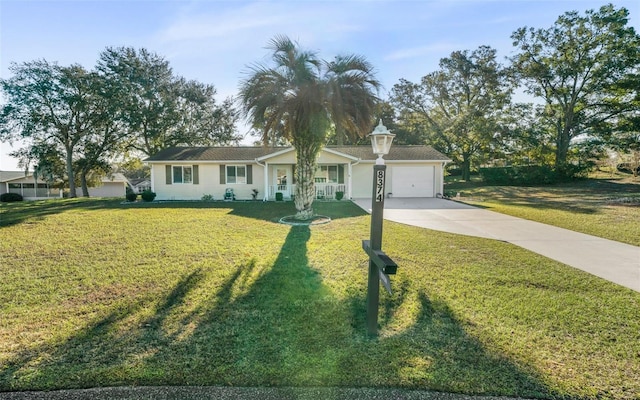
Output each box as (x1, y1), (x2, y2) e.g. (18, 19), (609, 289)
(321, 147), (360, 161)
(256, 147), (295, 162)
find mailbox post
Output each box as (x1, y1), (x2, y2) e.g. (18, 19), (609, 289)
(363, 120), (396, 336)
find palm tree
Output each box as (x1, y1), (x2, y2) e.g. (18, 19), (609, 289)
(239, 36), (380, 219)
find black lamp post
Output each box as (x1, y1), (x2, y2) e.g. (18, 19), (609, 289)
(364, 120), (395, 336)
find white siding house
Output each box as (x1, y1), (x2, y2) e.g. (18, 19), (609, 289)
(144, 146), (450, 201)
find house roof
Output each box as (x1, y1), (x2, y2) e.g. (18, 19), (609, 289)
(327, 146), (450, 161)
(145, 147), (278, 162)
(103, 173), (129, 183)
(145, 145), (450, 163)
(0, 171), (30, 182)
(129, 178), (151, 186)
(0, 171), (129, 184)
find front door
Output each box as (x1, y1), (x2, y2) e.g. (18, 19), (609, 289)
(274, 166), (292, 199)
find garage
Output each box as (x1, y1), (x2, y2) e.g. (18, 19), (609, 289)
(391, 166), (435, 197)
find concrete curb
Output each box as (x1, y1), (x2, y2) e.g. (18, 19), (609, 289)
(0, 386), (529, 400)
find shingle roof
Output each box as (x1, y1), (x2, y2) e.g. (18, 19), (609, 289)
(145, 145), (450, 162)
(145, 147), (281, 162)
(0, 171), (30, 182)
(328, 146), (450, 161)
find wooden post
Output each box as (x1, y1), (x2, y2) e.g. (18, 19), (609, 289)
(366, 164), (386, 336)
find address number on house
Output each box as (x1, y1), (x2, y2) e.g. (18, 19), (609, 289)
(375, 170), (385, 203)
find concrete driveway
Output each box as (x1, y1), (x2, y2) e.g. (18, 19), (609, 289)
(353, 197), (640, 293)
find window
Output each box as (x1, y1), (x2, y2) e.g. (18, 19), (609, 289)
(172, 166), (192, 184)
(226, 165), (246, 184)
(315, 165), (339, 183)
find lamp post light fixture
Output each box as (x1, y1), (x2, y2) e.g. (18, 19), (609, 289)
(369, 120), (396, 165)
(363, 120), (397, 336)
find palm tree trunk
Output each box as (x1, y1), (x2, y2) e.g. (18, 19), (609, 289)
(293, 145), (318, 220)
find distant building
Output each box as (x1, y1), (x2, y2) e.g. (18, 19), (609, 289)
(0, 171), (130, 199)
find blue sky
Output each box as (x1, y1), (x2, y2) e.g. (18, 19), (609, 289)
(1, 0), (639, 170)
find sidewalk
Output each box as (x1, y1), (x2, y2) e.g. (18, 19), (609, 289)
(353, 197), (640, 293)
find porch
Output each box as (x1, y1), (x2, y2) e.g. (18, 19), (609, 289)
(267, 183), (347, 201)
(7, 182), (61, 199)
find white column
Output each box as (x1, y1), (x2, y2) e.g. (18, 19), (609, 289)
(348, 162), (353, 199)
(263, 162), (269, 201)
(150, 165), (155, 192)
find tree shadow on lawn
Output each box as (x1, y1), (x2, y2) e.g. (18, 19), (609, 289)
(466, 181), (640, 215)
(0, 226), (559, 398)
(0, 198), (114, 228)
(0, 199), (366, 230)
(121, 200), (367, 223)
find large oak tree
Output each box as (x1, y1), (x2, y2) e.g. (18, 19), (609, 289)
(96, 47), (240, 157)
(1, 61), (99, 197)
(510, 4), (640, 174)
(391, 46), (511, 180)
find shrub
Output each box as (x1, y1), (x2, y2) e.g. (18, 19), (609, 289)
(275, 192), (284, 201)
(126, 192), (138, 202)
(479, 166), (558, 185)
(617, 163), (640, 175)
(335, 191), (344, 201)
(141, 190), (157, 202)
(0, 192), (23, 202)
(446, 167), (462, 176)
(201, 194), (214, 202)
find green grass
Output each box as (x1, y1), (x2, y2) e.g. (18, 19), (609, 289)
(1, 199), (640, 399)
(447, 177), (640, 247)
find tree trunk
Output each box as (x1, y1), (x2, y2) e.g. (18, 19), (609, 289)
(293, 146), (317, 220)
(80, 170), (90, 197)
(555, 121), (571, 174)
(336, 126), (344, 146)
(66, 147), (77, 198)
(461, 156), (471, 181)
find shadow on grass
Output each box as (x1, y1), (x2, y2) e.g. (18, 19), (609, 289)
(1, 226), (562, 398)
(458, 182), (640, 215)
(0, 198), (367, 228)
(0, 198), (118, 228)
(123, 200), (367, 222)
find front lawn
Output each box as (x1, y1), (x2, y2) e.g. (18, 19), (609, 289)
(1, 199), (639, 399)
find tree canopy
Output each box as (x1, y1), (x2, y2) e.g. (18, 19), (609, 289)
(510, 4), (640, 174)
(391, 46), (511, 180)
(1, 47), (240, 196)
(1, 61), (102, 197)
(96, 47), (240, 157)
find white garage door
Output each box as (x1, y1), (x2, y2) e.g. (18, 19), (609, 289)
(392, 166), (435, 197)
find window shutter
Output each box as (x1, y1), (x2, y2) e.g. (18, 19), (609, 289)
(165, 165), (172, 185)
(292, 164), (296, 184)
(246, 165), (253, 184)
(219, 165), (226, 184)
(338, 165), (345, 184)
(193, 165), (199, 184)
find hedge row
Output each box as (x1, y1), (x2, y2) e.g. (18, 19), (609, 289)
(479, 166), (560, 185)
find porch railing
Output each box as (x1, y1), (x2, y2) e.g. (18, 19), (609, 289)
(268, 183), (346, 200)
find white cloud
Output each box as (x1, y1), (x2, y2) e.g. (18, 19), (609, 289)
(159, 4), (287, 42)
(384, 42), (459, 61)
